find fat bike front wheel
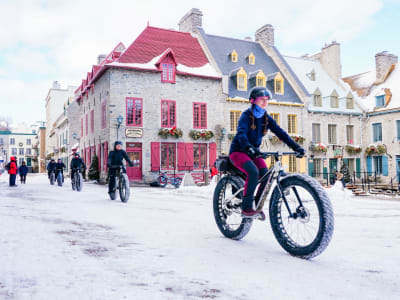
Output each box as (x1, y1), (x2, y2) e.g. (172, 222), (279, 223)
(269, 174), (334, 259)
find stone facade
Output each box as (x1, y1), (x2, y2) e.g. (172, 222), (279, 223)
(178, 8), (203, 33)
(375, 51), (398, 83)
(310, 42), (342, 83)
(255, 24), (274, 47)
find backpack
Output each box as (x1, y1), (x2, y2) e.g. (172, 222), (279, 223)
(5, 162), (10, 171)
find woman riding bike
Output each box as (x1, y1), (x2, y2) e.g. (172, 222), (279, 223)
(229, 87), (305, 219)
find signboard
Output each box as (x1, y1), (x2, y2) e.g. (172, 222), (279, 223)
(125, 128), (143, 138)
(333, 148), (343, 158)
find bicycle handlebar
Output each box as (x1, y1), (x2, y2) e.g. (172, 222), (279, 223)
(257, 151), (305, 159)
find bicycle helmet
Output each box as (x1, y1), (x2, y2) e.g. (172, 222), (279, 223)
(114, 141), (123, 150)
(249, 87), (272, 103)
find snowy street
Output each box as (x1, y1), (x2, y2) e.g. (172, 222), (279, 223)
(0, 174), (399, 300)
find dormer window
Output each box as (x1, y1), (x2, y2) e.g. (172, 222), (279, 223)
(330, 90), (339, 108)
(237, 67), (248, 91)
(307, 69), (316, 81)
(256, 70), (266, 87)
(248, 53), (255, 65)
(346, 92), (354, 109)
(274, 73), (284, 95)
(376, 95), (385, 107)
(313, 89), (322, 106)
(162, 63), (175, 83)
(231, 50), (238, 62)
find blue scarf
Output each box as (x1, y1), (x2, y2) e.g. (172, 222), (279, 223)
(253, 104), (266, 118)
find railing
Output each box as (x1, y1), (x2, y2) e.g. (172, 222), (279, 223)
(156, 165), (211, 184)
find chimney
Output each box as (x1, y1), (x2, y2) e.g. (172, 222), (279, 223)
(317, 41), (342, 82)
(375, 51), (398, 82)
(178, 8), (203, 33)
(255, 24), (274, 47)
(52, 81), (61, 89)
(97, 54), (106, 65)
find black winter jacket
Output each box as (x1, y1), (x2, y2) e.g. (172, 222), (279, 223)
(70, 157), (86, 169)
(107, 150), (133, 168)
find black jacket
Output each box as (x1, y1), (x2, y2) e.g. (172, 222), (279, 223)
(107, 150), (133, 168)
(55, 162), (65, 170)
(70, 157), (86, 169)
(47, 162), (56, 171)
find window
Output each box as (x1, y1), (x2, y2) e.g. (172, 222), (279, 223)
(161, 63), (175, 83)
(10, 138), (15, 145)
(313, 94), (322, 106)
(376, 95), (385, 107)
(330, 95), (338, 108)
(229, 111), (241, 132)
(85, 113), (88, 136)
(328, 124), (337, 144)
(126, 98), (143, 127)
(90, 110), (94, 133)
(289, 155), (297, 172)
(19, 148), (24, 155)
(231, 50), (238, 62)
(396, 120), (400, 141)
(287, 115), (297, 134)
(193, 144), (207, 169)
(193, 103), (207, 129)
(256, 70), (266, 87)
(101, 102), (106, 129)
(19, 158), (23, 165)
(0, 138), (3, 145)
(161, 100), (176, 127)
(313, 159), (321, 177)
(373, 156), (383, 175)
(161, 143), (176, 169)
(248, 53), (255, 65)
(26, 148), (31, 155)
(372, 123), (382, 142)
(257, 77), (265, 87)
(270, 113), (280, 125)
(275, 79), (283, 94)
(12, 148), (17, 155)
(346, 125), (354, 144)
(26, 139), (31, 145)
(312, 123), (321, 143)
(346, 97), (354, 109)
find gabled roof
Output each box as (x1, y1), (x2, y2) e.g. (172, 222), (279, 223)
(118, 26), (209, 67)
(342, 70), (376, 97)
(198, 28), (302, 103)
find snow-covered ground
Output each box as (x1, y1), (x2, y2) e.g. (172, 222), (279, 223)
(0, 174), (399, 299)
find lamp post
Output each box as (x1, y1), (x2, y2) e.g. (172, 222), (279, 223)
(116, 115), (124, 140)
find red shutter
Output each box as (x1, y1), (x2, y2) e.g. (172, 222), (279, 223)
(209, 142), (217, 167)
(177, 142), (186, 171)
(151, 142), (160, 171)
(97, 144), (101, 171)
(104, 142), (108, 171)
(185, 143), (194, 171)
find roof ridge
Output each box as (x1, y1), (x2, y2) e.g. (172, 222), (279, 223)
(205, 33), (258, 44)
(342, 70), (374, 79)
(147, 25), (193, 36)
(283, 55), (319, 62)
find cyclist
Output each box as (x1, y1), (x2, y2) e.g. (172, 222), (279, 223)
(70, 152), (86, 181)
(229, 87), (305, 219)
(55, 158), (66, 183)
(107, 141), (134, 196)
(47, 159), (56, 179)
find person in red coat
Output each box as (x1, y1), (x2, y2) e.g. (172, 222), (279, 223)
(7, 156), (18, 186)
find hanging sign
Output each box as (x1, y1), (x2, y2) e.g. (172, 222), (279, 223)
(125, 128), (143, 138)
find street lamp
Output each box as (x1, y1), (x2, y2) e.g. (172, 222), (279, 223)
(116, 115), (124, 140)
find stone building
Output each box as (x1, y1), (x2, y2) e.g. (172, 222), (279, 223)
(344, 51), (400, 183)
(74, 27), (221, 183)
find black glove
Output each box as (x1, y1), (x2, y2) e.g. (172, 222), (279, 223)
(246, 146), (261, 159)
(294, 146), (305, 158)
(129, 162), (134, 167)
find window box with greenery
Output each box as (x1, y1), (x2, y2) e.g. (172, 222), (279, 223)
(310, 142), (328, 153)
(365, 143), (386, 156)
(345, 144), (362, 154)
(290, 135), (305, 144)
(269, 135), (282, 145)
(189, 130), (214, 140)
(158, 126), (183, 139)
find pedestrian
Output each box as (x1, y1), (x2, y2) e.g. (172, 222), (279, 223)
(19, 161), (29, 184)
(6, 156), (18, 186)
(335, 170), (345, 188)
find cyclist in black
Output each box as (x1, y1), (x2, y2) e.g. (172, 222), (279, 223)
(107, 141), (133, 196)
(55, 158), (66, 182)
(47, 159), (56, 179)
(70, 152), (86, 180)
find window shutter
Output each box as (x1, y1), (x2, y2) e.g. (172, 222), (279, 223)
(97, 144), (101, 171)
(151, 142), (160, 171)
(104, 142), (108, 172)
(366, 156), (372, 175)
(177, 142), (186, 171)
(185, 143), (194, 171)
(356, 158), (361, 178)
(209, 143), (217, 167)
(308, 159), (314, 176)
(382, 156), (388, 176)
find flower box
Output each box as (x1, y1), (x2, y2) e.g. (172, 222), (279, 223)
(158, 127), (183, 139)
(189, 130), (214, 140)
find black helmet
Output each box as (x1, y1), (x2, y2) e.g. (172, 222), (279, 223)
(114, 141), (123, 150)
(249, 87), (272, 103)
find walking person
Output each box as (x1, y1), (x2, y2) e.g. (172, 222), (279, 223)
(19, 161), (29, 184)
(6, 156), (18, 186)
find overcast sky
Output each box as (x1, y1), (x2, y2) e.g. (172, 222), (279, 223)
(1, 0), (399, 126)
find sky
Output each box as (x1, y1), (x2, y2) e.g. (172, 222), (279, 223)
(0, 0), (399, 126)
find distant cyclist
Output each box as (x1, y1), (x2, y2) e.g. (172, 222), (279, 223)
(55, 158), (66, 183)
(70, 152), (86, 181)
(107, 141), (133, 197)
(47, 159), (56, 179)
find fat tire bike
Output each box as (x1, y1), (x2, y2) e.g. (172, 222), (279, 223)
(158, 171), (182, 188)
(56, 169), (64, 187)
(71, 168), (83, 192)
(109, 165), (130, 203)
(213, 151), (334, 259)
(49, 170), (55, 185)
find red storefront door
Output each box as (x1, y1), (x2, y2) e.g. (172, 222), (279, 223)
(126, 142), (142, 181)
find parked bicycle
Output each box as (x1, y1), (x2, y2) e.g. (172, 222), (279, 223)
(109, 165), (130, 202)
(213, 151), (334, 259)
(158, 171), (182, 188)
(71, 168), (83, 192)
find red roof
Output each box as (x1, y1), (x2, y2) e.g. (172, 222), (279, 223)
(117, 26), (209, 67)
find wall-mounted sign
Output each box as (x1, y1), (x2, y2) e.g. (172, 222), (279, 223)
(333, 148), (343, 158)
(125, 128), (143, 138)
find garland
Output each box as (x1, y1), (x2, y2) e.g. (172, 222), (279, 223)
(269, 135), (282, 144)
(158, 126), (183, 139)
(310, 142), (328, 153)
(365, 143), (386, 156)
(189, 130), (214, 140)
